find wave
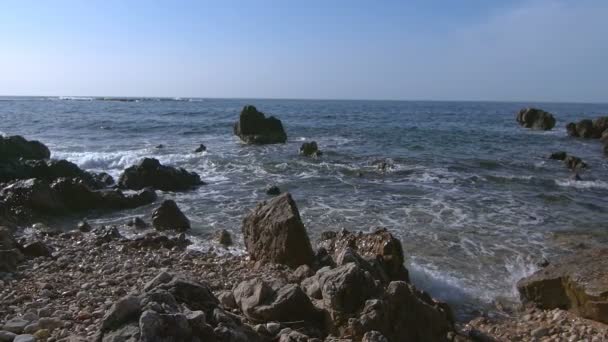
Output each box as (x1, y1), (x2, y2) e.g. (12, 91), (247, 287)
(555, 179), (608, 190)
(58, 96), (94, 101)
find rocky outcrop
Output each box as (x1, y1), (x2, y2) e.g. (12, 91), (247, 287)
(0, 135), (50, 160)
(233, 105), (287, 144)
(98, 272), (264, 342)
(318, 228), (409, 282)
(300, 141), (322, 157)
(151, 200), (190, 232)
(0, 159), (112, 189)
(517, 248), (608, 324)
(566, 116), (608, 139)
(242, 193), (314, 268)
(516, 108), (556, 130)
(118, 158), (203, 191)
(563, 155), (587, 170)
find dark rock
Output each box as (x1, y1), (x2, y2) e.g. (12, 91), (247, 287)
(517, 248), (608, 324)
(233, 105), (287, 144)
(151, 200), (190, 232)
(563, 155), (587, 170)
(318, 228), (409, 282)
(155, 144), (164, 149)
(300, 141), (322, 157)
(265, 185), (281, 196)
(215, 229), (233, 246)
(127, 217), (148, 229)
(93, 226), (122, 243)
(0, 227), (23, 272)
(129, 232), (190, 250)
(600, 130), (608, 144)
(0, 159), (107, 189)
(346, 281), (454, 342)
(593, 116), (608, 136)
(233, 278), (320, 323)
(0, 135), (50, 160)
(91, 172), (115, 187)
(549, 151), (567, 161)
(194, 144), (207, 153)
(567, 117), (608, 139)
(20, 240), (52, 258)
(0, 178), (65, 214)
(566, 122), (577, 137)
(242, 193), (314, 268)
(576, 119), (594, 138)
(118, 158), (203, 191)
(516, 108), (556, 130)
(77, 220), (92, 232)
(571, 173), (582, 181)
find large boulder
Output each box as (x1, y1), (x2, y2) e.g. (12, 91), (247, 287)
(517, 248), (608, 324)
(0, 135), (50, 160)
(151, 200), (190, 232)
(318, 228), (409, 282)
(99, 272), (262, 342)
(233, 105), (287, 144)
(0, 179), (65, 214)
(242, 193), (314, 268)
(566, 117), (608, 139)
(233, 278), (320, 323)
(118, 158), (203, 191)
(516, 108), (556, 130)
(346, 281), (454, 341)
(0, 159), (111, 189)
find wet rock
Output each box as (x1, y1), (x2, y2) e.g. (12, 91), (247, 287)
(300, 141), (322, 157)
(91, 171), (115, 187)
(571, 173), (583, 181)
(126, 217), (147, 229)
(567, 117), (608, 139)
(0, 178), (65, 214)
(118, 158), (203, 191)
(194, 144), (206, 153)
(151, 200), (190, 232)
(0, 331), (17, 341)
(128, 232), (190, 250)
(517, 248), (608, 324)
(155, 144), (164, 149)
(242, 193), (314, 268)
(362, 330), (389, 342)
(234, 105), (287, 144)
(265, 185), (281, 196)
(0, 135), (50, 160)
(516, 108), (556, 130)
(215, 229), (233, 246)
(563, 155), (587, 170)
(549, 151), (567, 161)
(77, 220), (91, 232)
(318, 228), (409, 282)
(2, 318), (29, 334)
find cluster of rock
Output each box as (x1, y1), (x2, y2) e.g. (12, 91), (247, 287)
(549, 151), (587, 171)
(118, 157), (203, 191)
(516, 108), (556, 130)
(234, 105), (287, 144)
(567, 116), (608, 156)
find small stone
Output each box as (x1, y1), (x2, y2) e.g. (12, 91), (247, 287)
(13, 335), (35, 342)
(531, 327), (549, 338)
(33, 329), (50, 339)
(3, 318), (30, 334)
(38, 317), (63, 331)
(22, 323), (39, 334)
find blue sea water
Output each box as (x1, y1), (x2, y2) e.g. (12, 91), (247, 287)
(1, 96), (607, 319)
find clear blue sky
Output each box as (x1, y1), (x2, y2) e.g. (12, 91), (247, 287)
(1, 0), (606, 102)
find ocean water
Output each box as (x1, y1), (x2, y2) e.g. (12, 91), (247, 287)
(2, 96), (608, 319)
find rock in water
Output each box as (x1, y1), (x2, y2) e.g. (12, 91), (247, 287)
(516, 108), (556, 130)
(566, 117), (608, 138)
(242, 193), (314, 268)
(118, 158), (203, 191)
(265, 185), (281, 196)
(233, 105), (287, 144)
(194, 144), (207, 153)
(517, 248), (608, 324)
(300, 141), (322, 157)
(549, 151), (567, 161)
(151, 200), (190, 232)
(0, 135), (50, 160)
(563, 155), (587, 170)
(215, 229), (233, 246)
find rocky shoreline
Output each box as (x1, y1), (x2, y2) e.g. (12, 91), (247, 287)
(1, 105), (607, 341)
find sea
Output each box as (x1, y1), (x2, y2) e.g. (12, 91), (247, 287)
(1, 96), (607, 320)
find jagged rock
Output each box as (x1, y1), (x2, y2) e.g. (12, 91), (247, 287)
(549, 151), (567, 161)
(300, 141), (322, 157)
(516, 108), (556, 130)
(318, 228), (409, 282)
(0, 135), (50, 160)
(0, 159), (108, 189)
(151, 200), (190, 232)
(233, 278), (320, 323)
(20, 240), (52, 258)
(563, 155), (587, 170)
(194, 144), (207, 153)
(242, 193), (314, 268)
(118, 158), (203, 191)
(265, 185), (281, 196)
(234, 105), (287, 144)
(215, 229), (233, 246)
(517, 248), (608, 324)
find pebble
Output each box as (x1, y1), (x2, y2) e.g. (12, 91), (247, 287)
(13, 335), (35, 342)
(0, 331), (17, 342)
(2, 318), (30, 334)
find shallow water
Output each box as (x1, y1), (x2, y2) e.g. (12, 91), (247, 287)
(2, 96), (607, 319)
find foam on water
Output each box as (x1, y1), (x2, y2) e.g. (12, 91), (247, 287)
(555, 179), (608, 190)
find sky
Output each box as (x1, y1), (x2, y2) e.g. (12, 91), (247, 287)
(0, 0), (606, 102)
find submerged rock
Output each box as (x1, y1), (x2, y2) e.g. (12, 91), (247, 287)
(118, 158), (203, 191)
(242, 193), (314, 268)
(194, 144), (206, 153)
(549, 151), (567, 161)
(233, 105), (287, 144)
(0, 135), (50, 160)
(517, 248), (608, 324)
(151, 200), (190, 232)
(516, 108), (556, 130)
(300, 141), (322, 157)
(563, 155), (587, 170)
(265, 185), (281, 196)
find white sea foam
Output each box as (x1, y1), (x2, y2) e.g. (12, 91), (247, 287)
(555, 179), (608, 190)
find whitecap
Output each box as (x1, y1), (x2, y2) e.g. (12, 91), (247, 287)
(555, 179), (608, 190)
